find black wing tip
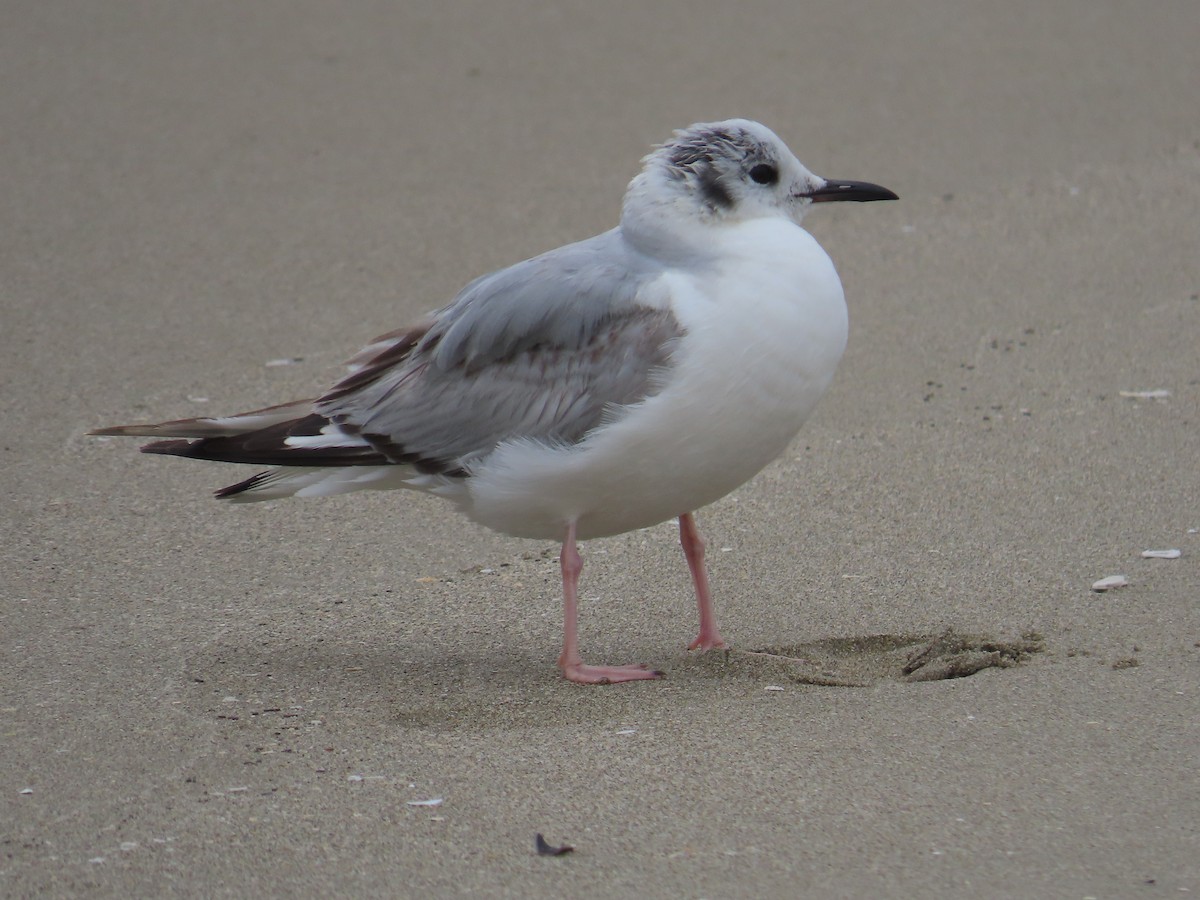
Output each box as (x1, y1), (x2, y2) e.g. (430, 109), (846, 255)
(141, 439), (200, 456)
(132, 414), (391, 468)
(214, 471), (272, 499)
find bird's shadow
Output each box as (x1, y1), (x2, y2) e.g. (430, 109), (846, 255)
(178, 628), (1045, 732)
(179, 637), (670, 731)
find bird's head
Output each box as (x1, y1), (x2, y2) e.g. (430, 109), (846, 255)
(625, 119), (897, 233)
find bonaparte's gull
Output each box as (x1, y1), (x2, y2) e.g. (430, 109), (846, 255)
(93, 119), (897, 684)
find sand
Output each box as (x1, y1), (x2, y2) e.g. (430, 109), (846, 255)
(3, 1), (1198, 896)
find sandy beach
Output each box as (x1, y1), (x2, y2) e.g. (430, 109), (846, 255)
(3, 1), (1198, 895)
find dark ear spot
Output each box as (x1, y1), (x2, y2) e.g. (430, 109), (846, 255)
(696, 164), (734, 210)
(749, 163), (778, 185)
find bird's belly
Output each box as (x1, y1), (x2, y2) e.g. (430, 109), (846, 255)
(463, 229), (848, 541)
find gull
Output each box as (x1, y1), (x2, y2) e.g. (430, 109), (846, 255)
(93, 119), (896, 684)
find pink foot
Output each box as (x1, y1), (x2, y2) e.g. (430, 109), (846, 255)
(559, 660), (665, 685)
(688, 632), (729, 652)
(679, 513), (728, 652)
(556, 521), (666, 686)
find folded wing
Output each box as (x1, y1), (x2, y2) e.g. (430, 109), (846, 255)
(93, 230), (683, 499)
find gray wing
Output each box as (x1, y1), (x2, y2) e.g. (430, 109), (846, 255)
(314, 229), (682, 474)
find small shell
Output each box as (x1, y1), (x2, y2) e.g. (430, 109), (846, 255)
(1118, 389), (1170, 399)
(1092, 575), (1129, 592)
(1141, 549), (1181, 559)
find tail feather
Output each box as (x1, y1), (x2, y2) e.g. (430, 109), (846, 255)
(215, 464), (420, 501)
(91, 328), (454, 503)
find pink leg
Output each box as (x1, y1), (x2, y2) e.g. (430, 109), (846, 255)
(557, 520), (664, 685)
(679, 512), (728, 651)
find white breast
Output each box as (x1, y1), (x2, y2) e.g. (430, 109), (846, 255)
(463, 218), (848, 541)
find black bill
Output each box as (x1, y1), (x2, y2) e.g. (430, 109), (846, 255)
(805, 179), (898, 203)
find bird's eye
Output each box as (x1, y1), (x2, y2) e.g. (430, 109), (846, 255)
(748, 163), (778, 185)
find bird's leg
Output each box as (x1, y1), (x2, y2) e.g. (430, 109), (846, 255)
(679, 512), (728, 651)
(556, 520), (664, 685)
